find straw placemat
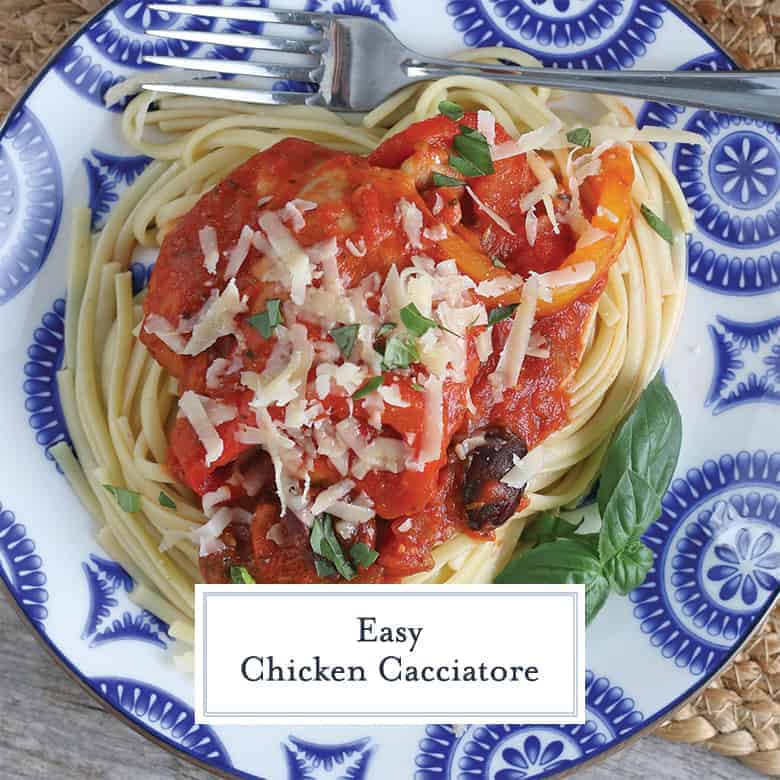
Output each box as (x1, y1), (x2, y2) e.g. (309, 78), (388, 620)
(2, 0), (780, 775)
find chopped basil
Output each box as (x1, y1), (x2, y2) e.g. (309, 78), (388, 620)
(491, 256), (506, 269)
(411, 382), (424, 392)
(399, 302), (438, 338)
(376, 322), (396, 339)
(350, 542), (379, 569)
(314, 558), (338, 578)
(353, 375), (385, 399)
(310, 514), (356, 580)
(451, 127), (494, 176)
(640, 204), (674, 245)
(449, 154), (485, 178)
(158, 491), (177, 510)
(487, 303), (519, 326)
(382, 335), (420, 371)
(438, 100), (464, 121)
(566, 127), (592, 147)
(329, 323), (360, 358)
(247, 298), (283, 339)
(230, 565), (256, 585)
(103, 485), (141, 513)
(432, 172), (463, 188)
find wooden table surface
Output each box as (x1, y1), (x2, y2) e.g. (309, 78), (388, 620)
(0, 594), (761, 780)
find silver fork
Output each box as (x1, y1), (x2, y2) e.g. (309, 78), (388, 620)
(143, 3), (780, 122)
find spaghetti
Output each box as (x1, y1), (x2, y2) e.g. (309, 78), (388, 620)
(52, 47), (693, 641)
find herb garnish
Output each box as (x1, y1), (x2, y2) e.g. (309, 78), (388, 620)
(566, 127), (592, 147)
(230, 565), (256, 584)
(104, 485), (141, 513)
(247, 298), (283, 339)
(382, 334), (420, 371)
(496, 373), (682, 624)
(450, 125), (494, 177)
(310, 514), (356, 580)
(411, 382), (424, 392)
(487, 303), (519, 326)
(432, 172), (463, 188)
(376, 322), (396, 339)
(640, 204), (674, 245)
(350, 542), (379, 569)
(438, 100), (464, 121)
(353, 375), (385, 399)
(329, 323), (360, 358)
(159, 491), (177, 510)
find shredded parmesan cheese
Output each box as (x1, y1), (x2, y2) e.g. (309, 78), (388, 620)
(477, 110), (496, 146)
(397, 199), (423, 249)
(183, 278), (247, 356)
(492, 276), (538, 393)
(466, 186), (515, 235)
(179, 390), (224, 466)
(199, 226), (219, 275)
(258, 211), (312, 305)
(224, 224), (254, 279)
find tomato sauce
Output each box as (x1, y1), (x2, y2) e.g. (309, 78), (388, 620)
(144, 113), (633, 584)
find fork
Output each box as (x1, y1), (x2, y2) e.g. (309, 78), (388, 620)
(142, 3), (780, 122)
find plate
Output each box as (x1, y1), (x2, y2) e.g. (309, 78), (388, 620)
(1, 1), (779, 778)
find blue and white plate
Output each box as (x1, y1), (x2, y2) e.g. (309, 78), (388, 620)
(1, 1), (778, 778)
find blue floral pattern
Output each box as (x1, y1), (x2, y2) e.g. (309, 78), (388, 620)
(54, 0), (266, 111)
(445, 0), (667, 68)
(638, 51), (780, 294)
(285, 736), (373, 779)
(84, 149), (151, 231)
(308, 0), (397, 19)
(82, 554), (171, 649)
(707, 315), (780, 414)
(0, 105), (63, 305)
(23, 298), (70, 460)
(631, 451), (780, 675)
(0, 502), (48, 631)
(414, 670), (643, 779)
(91, 677), (239, 773)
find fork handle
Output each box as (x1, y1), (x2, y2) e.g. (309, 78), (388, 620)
(405, 58), (780, 123)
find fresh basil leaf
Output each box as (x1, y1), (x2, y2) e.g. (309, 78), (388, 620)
(450, 153), (487, 178)
(411, 382), (424, 392)
(382, 335), (420, 371)
(566, 127), (592, 147)
(598, 469), (661, 567)
(487, 303), (518, 326)
(376, 322), (396, 339)
(496, 538), (609, 625)
(104, 485), (141, 513)
(353, 375), (384, 400)
(247, 298), (283, 339)
(158, 491), (177, 510)
(310, 514), (356, 580)
(400, 302), (438, 338)
(314, 558), (338, 578)
(438, 100), (464, 121)
(603, 538), (653, 595)
(432, 172), (463, 188)
(350, 542), (379, 569)
(458, 124), (487, 141)
(522, 512), (583, 546)
(640, 203), (674, 245)
(597, 373), (682, 511)
(230, 565), (256, 584)
(329, 323), (359, 358)
(452, 132), (494, 176)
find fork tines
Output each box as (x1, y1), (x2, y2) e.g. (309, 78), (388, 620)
(141, 4), (329, 105)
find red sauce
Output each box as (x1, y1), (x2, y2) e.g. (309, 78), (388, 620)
(143, 113), (632, 584)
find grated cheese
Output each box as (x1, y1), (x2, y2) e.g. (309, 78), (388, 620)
(379, 383), (410, 407)
(525, 209), (539, 247)
(258, 211), (312, 305)
(536, 261), (596, 289)
(476, 328), (493, 362)
(183, 278), (248, 356)
(492, 276), (538, 393)
(202, 486), (231, 517)
(413, 375), (443, 469)
(143, 313), (187, 354)
(466, 186), (516, 235)
(432, 192), (444, 216)
(477, 110), (496, 146)
(199, 226), (219, 275)
(454, 434), (487, 460)
(205, 354), (243, 390)
(491, 119), (563, 161)
(224, 224), (254, 279)
(397, 198), (424, 249)
(423, 223), (448, 242)
(345, 237), (367, 257)
(179, 390), (224, 466)
(476, 276), (523, 298)
(310, 479), (355, 517)
(280, 198), (317, 232)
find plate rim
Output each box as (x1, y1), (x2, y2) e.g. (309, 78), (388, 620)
(0, 1), (771, 777)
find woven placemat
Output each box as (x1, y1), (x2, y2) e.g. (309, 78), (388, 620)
(3, 0), (780, 774)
